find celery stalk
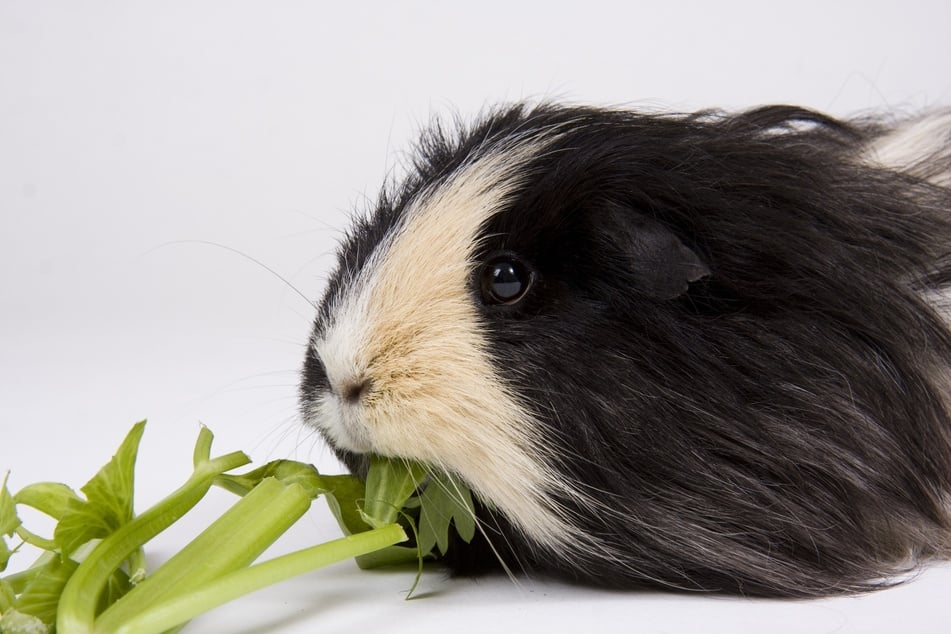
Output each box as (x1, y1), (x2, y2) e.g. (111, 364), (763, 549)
(93, 477), (310, 632)
(112, 524), (408, 634)
(2, 422), (474, 632)
(56, 433), (250, 634)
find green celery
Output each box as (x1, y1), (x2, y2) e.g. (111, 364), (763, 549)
(417, 470), (476, 556)
(10, 555), (77, 626)
(111, 524), (407, 634)
(93, 477), (311, 632)
(56, 427), (250, 634)
(54, 423), (145, 560)
(2, 422), (478, 632)
(1, 473), (20, 574)
(361, 457), (427, 528)
(12, 483), (81, 522)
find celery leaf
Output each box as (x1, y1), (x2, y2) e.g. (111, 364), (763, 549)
(1, 577), (15, 612)
(54, 421), (145, 557)
(13, 483), (82, 522)
(361, 457), (426, 528)
(320, 474), (370, 536)
(215, 459), (327, 499)
(417, 471), (476, 556)
(1, 473), (21, 573)
(11, 555), (77, 625)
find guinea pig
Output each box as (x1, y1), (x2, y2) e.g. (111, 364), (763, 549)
(299, 102), (951, 597)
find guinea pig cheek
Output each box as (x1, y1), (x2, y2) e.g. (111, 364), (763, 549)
(354, 304), (584, 551)
(313, 275), (578, 550)
(359, 312), (509, 464)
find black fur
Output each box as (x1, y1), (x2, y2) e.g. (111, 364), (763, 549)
(302, 103), (951, 597)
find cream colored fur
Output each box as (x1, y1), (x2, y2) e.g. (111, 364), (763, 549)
(312, 134), (590, 552)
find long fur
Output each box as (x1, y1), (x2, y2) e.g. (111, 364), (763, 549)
(301, 102), (951, 597)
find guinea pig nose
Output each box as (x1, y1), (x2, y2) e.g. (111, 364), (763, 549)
(335, 377), (372, 404)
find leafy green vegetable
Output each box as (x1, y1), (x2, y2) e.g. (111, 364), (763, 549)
(56, 426), (252, 633)
(215, 458), (327, 499)
(319, 473), (370, 535)
(11, 557), (76, 627)
(0, 579), (14, 613)
(111, 525), (408, 634)
(361, 456), (427, 528)
(54, 423), (144, 562)
(13, 484), (80, 523)
(92, 477), (312, 633)
(417, 471), (477, 557)
(1, 474), (20, 574)
(0, 421), (477, 633)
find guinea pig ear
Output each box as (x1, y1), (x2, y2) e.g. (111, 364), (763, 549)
(598, 205), (710, 300)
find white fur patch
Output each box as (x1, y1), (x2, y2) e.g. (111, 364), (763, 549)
(310, 133), (590, 552)
(866, 111), (951, 334)
(864, 110), (951, 187)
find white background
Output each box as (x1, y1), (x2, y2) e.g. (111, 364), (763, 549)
(2, 1), (951, 632)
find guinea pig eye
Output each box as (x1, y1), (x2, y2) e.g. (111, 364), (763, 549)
(480, 254), (534, 305)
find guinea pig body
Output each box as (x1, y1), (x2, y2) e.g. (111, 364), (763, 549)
(300, 103), (951, 597)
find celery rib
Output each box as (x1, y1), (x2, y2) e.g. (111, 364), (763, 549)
(93, 477), (311, 632)
(2, 422), (473, 633)
(56, 450), (250, 634)
(112, 524), (408, 634)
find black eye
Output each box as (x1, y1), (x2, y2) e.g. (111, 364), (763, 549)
(480, 254), (534, 305)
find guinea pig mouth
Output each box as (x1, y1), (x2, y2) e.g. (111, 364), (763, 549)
(311, 392), (375, 454)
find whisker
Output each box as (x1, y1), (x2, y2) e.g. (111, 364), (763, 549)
(140, 239), (316, 309)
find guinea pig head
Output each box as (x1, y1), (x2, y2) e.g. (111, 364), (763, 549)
(299, 128), (602, 551)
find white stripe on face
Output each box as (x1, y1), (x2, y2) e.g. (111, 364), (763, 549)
(309, 133), (586, 550)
